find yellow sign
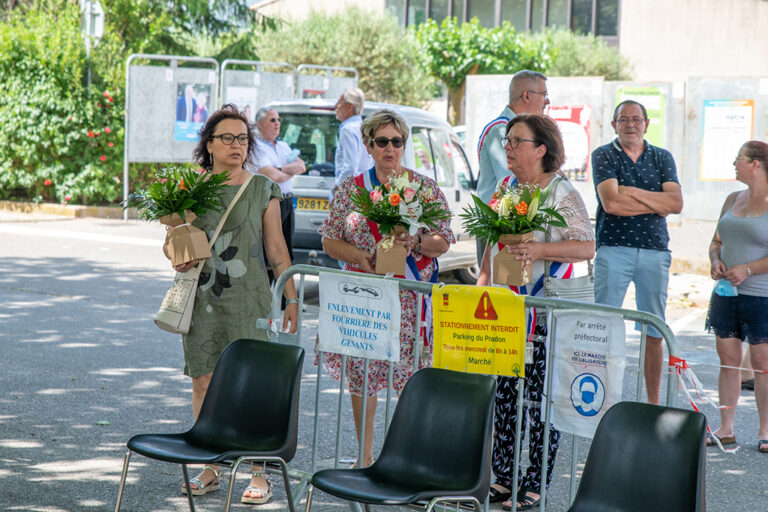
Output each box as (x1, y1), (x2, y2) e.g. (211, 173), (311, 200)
(432, 285), (526, 377)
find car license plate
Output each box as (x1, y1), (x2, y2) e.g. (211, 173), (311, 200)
(293, 197), (330, 211)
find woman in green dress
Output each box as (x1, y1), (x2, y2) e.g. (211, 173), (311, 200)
(163, 104), (298, 504)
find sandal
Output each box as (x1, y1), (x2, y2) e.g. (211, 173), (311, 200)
(758, 440), (768, 453)
(502, 487), (541, 511)
(489, 483), (512, 503)
(181, 465), (221, 496)
(242, 471), (273, 505)
(706, 432), (737, 447)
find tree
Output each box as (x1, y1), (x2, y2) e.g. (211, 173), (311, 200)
(414, 18), (551, 125)
(251, 7), (434, 107)
(537, 28), (633, 81)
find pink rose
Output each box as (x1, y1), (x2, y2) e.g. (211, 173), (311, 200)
(403, 188), (416, 202)
(369, 189), (383, 203)
(489, 199), (499, 212)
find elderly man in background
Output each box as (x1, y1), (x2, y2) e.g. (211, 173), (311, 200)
(331, 87), (373, 201)
(249, 107), (306, 273)
(474, 70), (550, 270)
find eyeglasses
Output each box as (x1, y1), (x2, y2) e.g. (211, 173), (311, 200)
(615, 117), (646, 126)
(527, 90), (549, 101)
(211, 133), (249, 146)
(373, 136), (405, 148)
(269, 117), (281, 123)
(501, 137), (538, 149)
(734, 156), (753, 163)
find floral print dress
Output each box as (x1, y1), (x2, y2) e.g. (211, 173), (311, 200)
(182, 175), (281, 377)
(317, 172), (455, 396)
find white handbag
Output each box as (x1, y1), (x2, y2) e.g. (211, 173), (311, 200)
(154, 175), (253, 334)
(542, 176), (595, 303)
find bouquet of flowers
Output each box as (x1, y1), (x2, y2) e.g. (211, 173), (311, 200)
(123, 167), (229, 266)
(460, 182), (570, 285)
(350, 171), (451, 274)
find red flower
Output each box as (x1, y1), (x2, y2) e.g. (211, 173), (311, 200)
(44, 179), (52, 186)
(64, 195), (71, 202)
(103, 90), (109, 97)
(100, 155), (106, 162)
(108, 142), (114, 148)
(88, 131), (95, 138)
(107, 97), (114, 103)
(104, 127), (111, 134)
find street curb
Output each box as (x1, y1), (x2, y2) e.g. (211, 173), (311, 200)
(0, 200), (137, 219)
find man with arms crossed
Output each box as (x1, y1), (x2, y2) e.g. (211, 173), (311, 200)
(591, 100), (683, 405)
(475, 70), (550, 266)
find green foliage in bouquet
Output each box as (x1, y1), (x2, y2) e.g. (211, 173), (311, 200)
(461, 184), (569, 245)
(123, 167), (228, 222)
(349, 172), (451, 236)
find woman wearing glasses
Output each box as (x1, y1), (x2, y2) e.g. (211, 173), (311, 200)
(706, 140), (768, 453)
(476, 115), (594, 510)
(319, 109), (455, 467)
(166, 104), (299, 504)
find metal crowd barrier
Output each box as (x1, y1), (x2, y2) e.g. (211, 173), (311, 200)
(257, 264), (681, 512)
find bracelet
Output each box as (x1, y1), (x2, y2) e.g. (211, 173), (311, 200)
(747, 266), (752, 277)
(286, 298), (299, 304)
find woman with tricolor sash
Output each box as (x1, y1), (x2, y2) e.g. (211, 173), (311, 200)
(477, 115), (594, 510)
(318, 109), (455, 467)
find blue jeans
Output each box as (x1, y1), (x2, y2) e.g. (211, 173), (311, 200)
(594, 246), (671, 338)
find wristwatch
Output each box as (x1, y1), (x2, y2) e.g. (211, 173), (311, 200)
(414, 233), (422, 253)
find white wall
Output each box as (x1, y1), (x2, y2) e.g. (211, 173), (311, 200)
(620, 0), (768, 81)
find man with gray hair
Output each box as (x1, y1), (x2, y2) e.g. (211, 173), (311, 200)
(249, 107), (306, 273)
(332, 88), (373, 200)
(474, 70), (550, 266)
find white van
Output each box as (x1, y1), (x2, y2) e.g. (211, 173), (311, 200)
(267, 99), (479, 282)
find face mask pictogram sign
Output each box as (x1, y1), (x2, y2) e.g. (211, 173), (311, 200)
(432, 285), (526, 377)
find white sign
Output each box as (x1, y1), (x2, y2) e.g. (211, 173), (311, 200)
(318, 272), (400, 362)
(699, 99), (754, 181)
(550, 310), (626, 439)
(225, 86), (258, 122)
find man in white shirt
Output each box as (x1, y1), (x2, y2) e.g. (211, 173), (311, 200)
(331, 88), (373, 200)
(248, 107), (306, 266)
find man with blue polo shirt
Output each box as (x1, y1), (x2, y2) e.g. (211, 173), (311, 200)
(592, 100), (683, 405)
(331, 88), (373, 201)
(475, 70), (549, 267)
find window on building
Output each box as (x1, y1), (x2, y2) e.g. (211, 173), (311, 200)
(596, 0), (618, 36)
(531, 0), (545, 31)
(547, 0), (569, 28)
(387, 0), (406, 27)
(469, 0), (496, 28)
(407, 0), (428, 25)
(500, 0), (527, 30)
(430, 0), (450, 23)
(571, 0), (593, 34)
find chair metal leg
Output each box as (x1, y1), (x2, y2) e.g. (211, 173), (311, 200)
(181, 464), (197, 512)
(304, 484), (315, 512)
(224, 458), (246, 512)
(279, 460), (296, 512)
(114, 450), (132, 512)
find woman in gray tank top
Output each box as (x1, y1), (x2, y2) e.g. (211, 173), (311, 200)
(705, 140), (768, 453)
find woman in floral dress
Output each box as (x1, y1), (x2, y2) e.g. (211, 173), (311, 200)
(319, 109), (455, 467)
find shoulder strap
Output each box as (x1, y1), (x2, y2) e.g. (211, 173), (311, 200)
(189, 174), (254, 278)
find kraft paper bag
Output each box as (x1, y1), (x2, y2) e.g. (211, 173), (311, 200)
(493, 232), (535, 286)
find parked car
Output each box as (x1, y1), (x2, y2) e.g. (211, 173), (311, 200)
(266, 98), (479, 283)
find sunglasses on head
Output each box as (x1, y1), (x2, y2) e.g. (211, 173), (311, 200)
(373, 136), (405, 148)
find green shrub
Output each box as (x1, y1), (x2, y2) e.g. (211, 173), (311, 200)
(252, 7), (434, 106)
(539, 28), (633, 80)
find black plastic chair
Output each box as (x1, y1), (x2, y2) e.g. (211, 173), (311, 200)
(114, 339), (305, 512)
(304, 367), (497, 512)
(567, 401), (707, 512)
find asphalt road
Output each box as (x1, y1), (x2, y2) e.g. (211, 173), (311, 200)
(0, 214), (765, 511)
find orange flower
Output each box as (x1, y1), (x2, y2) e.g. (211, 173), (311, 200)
(178, 179), (187, 191)
(389, 193), (402, 206)
(515, 201), (528, 215)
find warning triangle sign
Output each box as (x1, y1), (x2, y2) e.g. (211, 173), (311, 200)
(474, 291), (498, 320)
